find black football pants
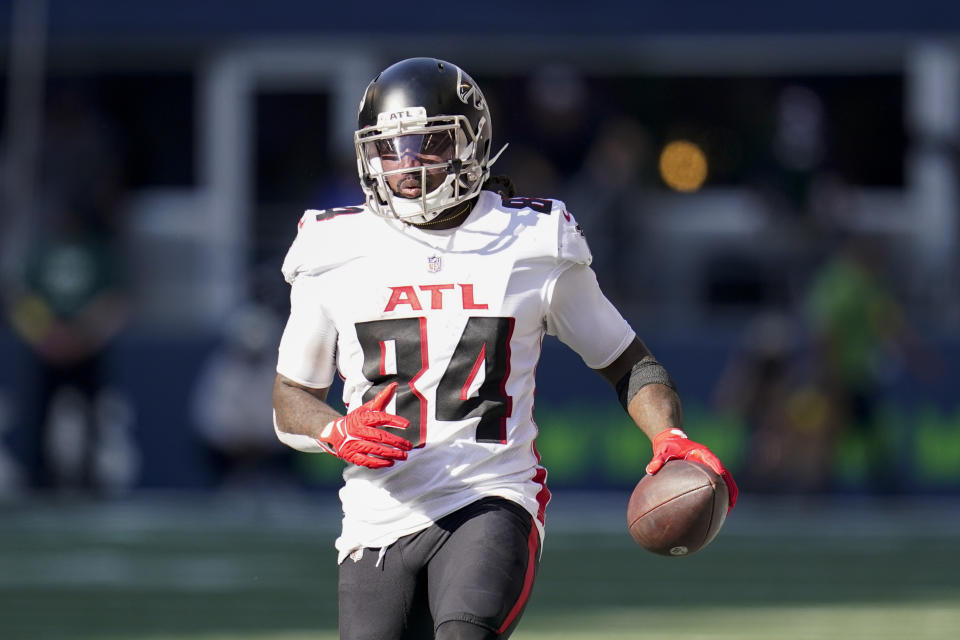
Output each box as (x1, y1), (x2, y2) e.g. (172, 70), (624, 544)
(338, 497), (540, 639)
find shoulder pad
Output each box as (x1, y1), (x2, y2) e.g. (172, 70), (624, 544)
(281, 206), (366, 283)
(491, 195), (592, 265)
(554, 202), (592, 265)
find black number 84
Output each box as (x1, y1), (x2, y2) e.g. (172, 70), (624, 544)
(354, 316), (515, 446)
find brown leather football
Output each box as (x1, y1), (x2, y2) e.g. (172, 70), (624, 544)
(626, 459), (728, 556)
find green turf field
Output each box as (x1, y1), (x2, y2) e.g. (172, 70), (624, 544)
(1, 492), (958, 639)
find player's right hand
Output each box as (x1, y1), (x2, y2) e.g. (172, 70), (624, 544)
(318, 382), (412, 468)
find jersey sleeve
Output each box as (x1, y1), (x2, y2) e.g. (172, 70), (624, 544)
(276, 274), (338, 388)
(545, 263), (636, 369)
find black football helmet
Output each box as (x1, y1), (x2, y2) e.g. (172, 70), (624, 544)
(355, 58), (494, 224)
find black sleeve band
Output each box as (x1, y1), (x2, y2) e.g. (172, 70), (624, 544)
(616, 359), (677, 411)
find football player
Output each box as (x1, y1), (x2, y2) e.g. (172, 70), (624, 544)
(272, 57), (738, 640)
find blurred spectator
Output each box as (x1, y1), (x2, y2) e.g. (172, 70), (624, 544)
(751, 83), (831, 220)
(490, 64), (600, 192)
(713, 311), (840, 493)
(773, 85), (827, 176)
(497, 144), (561, 199)
(191, 303), (292, 489)
(0, 389), (23, 497)
(565, 115), (653, 310)
(3, 83), (132, 493)
(804, 233), (934, 493)
(522, 65), (597, 176)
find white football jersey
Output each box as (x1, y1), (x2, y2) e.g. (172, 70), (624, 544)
(277, 190), (635, 562)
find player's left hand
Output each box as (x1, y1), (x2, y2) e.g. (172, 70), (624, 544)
(646, 428), (738, 513)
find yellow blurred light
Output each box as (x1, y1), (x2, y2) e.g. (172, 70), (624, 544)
(10, 294), (53, 345)
(659, 140), (708, 192)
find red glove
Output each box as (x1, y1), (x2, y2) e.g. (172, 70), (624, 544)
(646, 428), (738, 513)
(318, 383), (412, 469)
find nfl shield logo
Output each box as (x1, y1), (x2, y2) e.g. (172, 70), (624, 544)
(427, 255), (442, 273)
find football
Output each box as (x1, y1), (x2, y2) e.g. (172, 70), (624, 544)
(626, 459), (729, 557)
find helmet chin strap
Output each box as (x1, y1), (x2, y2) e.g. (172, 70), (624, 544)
(409, 197), (476, 229)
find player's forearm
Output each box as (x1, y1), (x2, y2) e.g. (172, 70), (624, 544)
(272, 374), (341, 446)
(626, 383), (683, 442)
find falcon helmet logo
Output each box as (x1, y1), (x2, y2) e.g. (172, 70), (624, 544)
(457, 68), (485, 111)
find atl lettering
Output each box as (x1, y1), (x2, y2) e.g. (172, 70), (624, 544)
(385, 284), (488, 312)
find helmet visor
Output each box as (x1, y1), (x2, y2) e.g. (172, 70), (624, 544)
(363, 131), (455, 198)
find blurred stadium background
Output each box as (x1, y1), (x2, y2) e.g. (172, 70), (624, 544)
(1, 1), (960, 638)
